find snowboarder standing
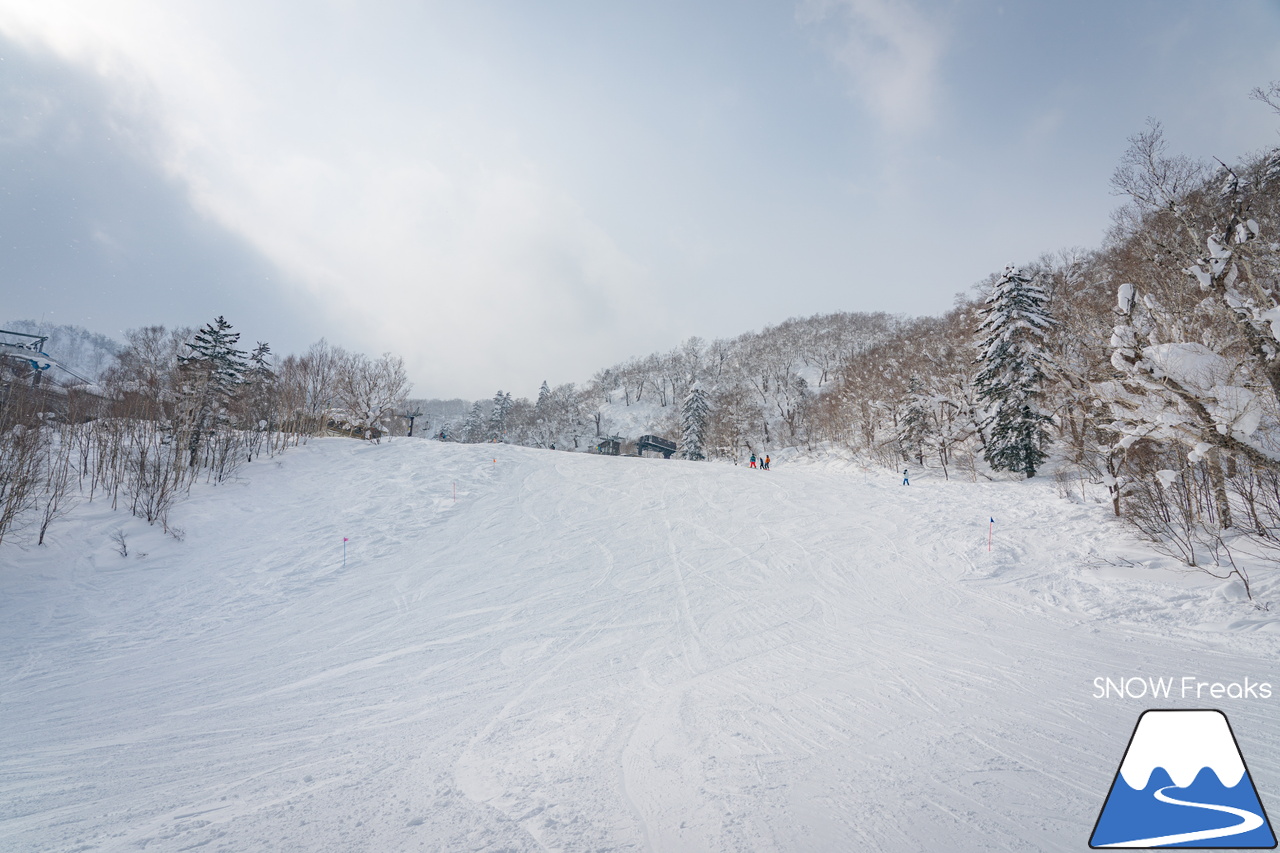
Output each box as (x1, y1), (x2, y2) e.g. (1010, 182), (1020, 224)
(903, 468), (910, 485)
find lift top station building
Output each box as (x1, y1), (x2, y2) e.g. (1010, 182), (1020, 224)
(636, 435), (677, 459)
(594, 434), (678, 458)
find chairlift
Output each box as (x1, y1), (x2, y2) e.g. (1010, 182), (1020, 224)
(0, 328), (94, 385)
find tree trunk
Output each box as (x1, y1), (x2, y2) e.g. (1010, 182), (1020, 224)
(1208, 448), (1233, 530)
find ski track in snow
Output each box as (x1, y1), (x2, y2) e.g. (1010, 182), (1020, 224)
(2, 439), (1279, 851)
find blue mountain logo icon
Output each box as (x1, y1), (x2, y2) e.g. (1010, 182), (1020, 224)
(1091, 709), (1276, 848)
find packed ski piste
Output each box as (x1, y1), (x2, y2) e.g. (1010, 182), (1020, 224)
(3, 433), (1280, 851)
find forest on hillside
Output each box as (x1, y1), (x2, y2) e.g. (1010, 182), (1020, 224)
(4, 84), (1280, 593)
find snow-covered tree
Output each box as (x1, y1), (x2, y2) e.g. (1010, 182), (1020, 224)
(462, 402), (485, 443)
(1112, 121), (1280, 405)
(974, 265), (1056, 478)
(557, 383), (586, 448)
(103, 325), (192, 417)
(334, 352), (411, 441)
(177, 316), (248, 466)
(1103, 281), (1278, 530)
(681, 382), (710, 460)
(898, 377), (930, 465)
(180, 317), (246, 396)
(488, 391), (512, 442)
(241, 342), (276, 430)
(298, 339), (345, 428)
(531, 381), (555, 447)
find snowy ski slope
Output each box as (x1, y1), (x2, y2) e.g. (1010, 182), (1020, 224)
(3, 438), (1279, 851)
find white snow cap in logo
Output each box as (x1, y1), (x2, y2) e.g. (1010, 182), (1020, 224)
(1119, 710), (1246, 790)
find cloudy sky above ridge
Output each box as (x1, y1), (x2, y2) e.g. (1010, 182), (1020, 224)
(2, 1), (1279, 399)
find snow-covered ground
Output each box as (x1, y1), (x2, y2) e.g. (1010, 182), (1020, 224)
(3, 438), (1279, 851)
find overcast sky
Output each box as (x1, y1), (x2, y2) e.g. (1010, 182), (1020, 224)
(3, 1), (1279, 399)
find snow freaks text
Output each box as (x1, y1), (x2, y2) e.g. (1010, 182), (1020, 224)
(1093, 677), (1273, 700)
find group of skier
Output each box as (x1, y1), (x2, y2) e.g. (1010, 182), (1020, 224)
(744, 451), (915, 483)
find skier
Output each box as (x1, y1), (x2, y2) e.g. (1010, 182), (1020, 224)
(763, 455), (770, 470)
(903, 468), (909, 485)
(749, 453), (757, 469)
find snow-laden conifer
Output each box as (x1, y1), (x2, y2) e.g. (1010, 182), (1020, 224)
(974, 265), (1056, 478)
(489, 391), (512, 442)
(681, 382), (710, 461)
(242, 342), (276, 433)
(898, 377), (930, 466)
(177, 316), (248, 466)
(463, 402), (485, 443)
(180, 317), (247, 402)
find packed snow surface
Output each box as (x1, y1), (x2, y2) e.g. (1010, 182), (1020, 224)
(3, 439), (1280, 851)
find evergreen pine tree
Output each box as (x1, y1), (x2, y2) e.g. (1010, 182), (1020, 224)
(177, 316), (248, 466)
(249, 342), (272, 376)
(974, 265), (1056, 478)
(898, 377), (930, 466)
(681, 382), (710, 460)
(179, 316), (248, 399)
(463, 402), (484, 443)
(534, 380), (554, 447)
(488, 390), (512, 442)
(243, 342), (275, 430)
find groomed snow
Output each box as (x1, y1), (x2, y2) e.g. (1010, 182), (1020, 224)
(3, 438), (1279, 851)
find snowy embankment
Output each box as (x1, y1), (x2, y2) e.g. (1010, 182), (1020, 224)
(2, 439), (1279, 851)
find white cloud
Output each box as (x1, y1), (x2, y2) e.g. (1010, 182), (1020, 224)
(0, 1), (660, 398)
(797, 0), (946, 135)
